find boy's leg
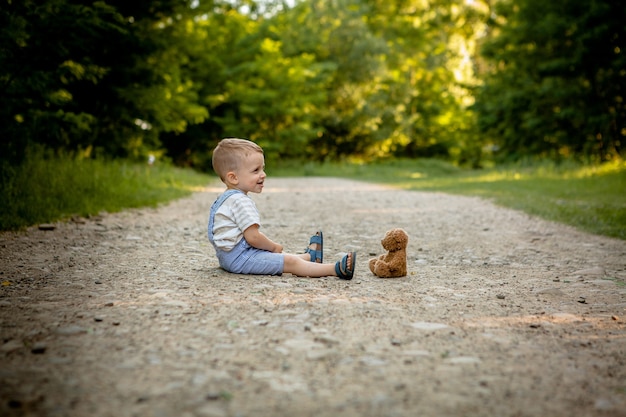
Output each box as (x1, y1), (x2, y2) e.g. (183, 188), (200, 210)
(283, 252), (355, 278)
(228, 245), (284, 275)
(283, 254), (336, 277)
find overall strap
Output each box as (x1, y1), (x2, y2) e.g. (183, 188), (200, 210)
(208, 189), (243, 243)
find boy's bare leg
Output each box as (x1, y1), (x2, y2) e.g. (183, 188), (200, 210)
(283, 254), (336, 277)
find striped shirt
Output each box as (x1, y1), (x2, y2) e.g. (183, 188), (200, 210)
(212, 193), (261, 251)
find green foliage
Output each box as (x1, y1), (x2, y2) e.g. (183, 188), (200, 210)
(270, 157), (462, 180)
(129, 0), (485, 166)
(362, 0), (483, 163)
(0, 149), (210, 231)
(474, 0), (625, 162)
(272, 158), (626, 240)
(2, 0), (623, 172)
(0, 0), (210, 164)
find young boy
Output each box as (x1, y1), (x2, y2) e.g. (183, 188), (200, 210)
(207, 138), (356, 279)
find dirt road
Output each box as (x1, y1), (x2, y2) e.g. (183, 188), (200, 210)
(1, 177), (625, 417)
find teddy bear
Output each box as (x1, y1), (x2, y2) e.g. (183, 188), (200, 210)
(369, 228), (409, 278)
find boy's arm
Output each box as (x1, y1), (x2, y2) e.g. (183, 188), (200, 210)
(243, 224), (283, 253)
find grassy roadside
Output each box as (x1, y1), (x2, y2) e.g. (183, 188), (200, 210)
(271, 159), (626, 240)
(2, 155), (624, 240)
(0, 155), (211, 231)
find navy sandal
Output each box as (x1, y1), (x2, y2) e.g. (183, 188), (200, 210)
(335, 252), (356, 280)
(305, 231), (323, 263)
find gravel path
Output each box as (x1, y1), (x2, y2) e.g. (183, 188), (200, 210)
(1, 177), (625, 417)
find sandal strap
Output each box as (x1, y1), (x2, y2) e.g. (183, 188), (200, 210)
(305, 231), (323, 263)
(309, 234), (323, 245)
(305, 248), (322, 263)
(335, 252), (356, 280)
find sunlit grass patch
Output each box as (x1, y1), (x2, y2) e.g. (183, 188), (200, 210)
(0, 153), (212, 230)
(273, 158), (626, 240)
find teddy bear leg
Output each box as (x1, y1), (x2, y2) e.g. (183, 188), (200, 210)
(369, 258), (377, 274)
(374, 262), (393, 278)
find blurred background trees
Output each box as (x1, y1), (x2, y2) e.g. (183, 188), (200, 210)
(1, 0), (624, 170)
(473, 0), (625, 162)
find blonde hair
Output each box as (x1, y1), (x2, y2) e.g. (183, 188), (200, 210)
(212, 138), (263, 180)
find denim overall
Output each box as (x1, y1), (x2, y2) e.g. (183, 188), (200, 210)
(208, 190), (283, 275)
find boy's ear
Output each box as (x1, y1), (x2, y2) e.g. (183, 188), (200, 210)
(226, 171), (238, 184)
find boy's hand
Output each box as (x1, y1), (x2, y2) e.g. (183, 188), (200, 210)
(244, 224), (283, 253)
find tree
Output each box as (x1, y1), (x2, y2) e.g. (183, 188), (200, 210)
(175, 0), (487, 166)
(345, 0), (486, 164)
(286, 0), (391, 159)
(474, 0), (625, 161)
(0, 0), (210, 164)
(1, 0), (120, 162)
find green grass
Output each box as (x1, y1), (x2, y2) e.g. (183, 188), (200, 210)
(0, 154), (211, 231)
(270, 158), (626, 240)
(3, 153), (624, 241)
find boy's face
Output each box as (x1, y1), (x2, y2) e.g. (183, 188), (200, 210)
(228, 152), (266, 194)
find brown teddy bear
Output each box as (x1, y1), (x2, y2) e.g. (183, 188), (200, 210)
(369, 228), (409, 278)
